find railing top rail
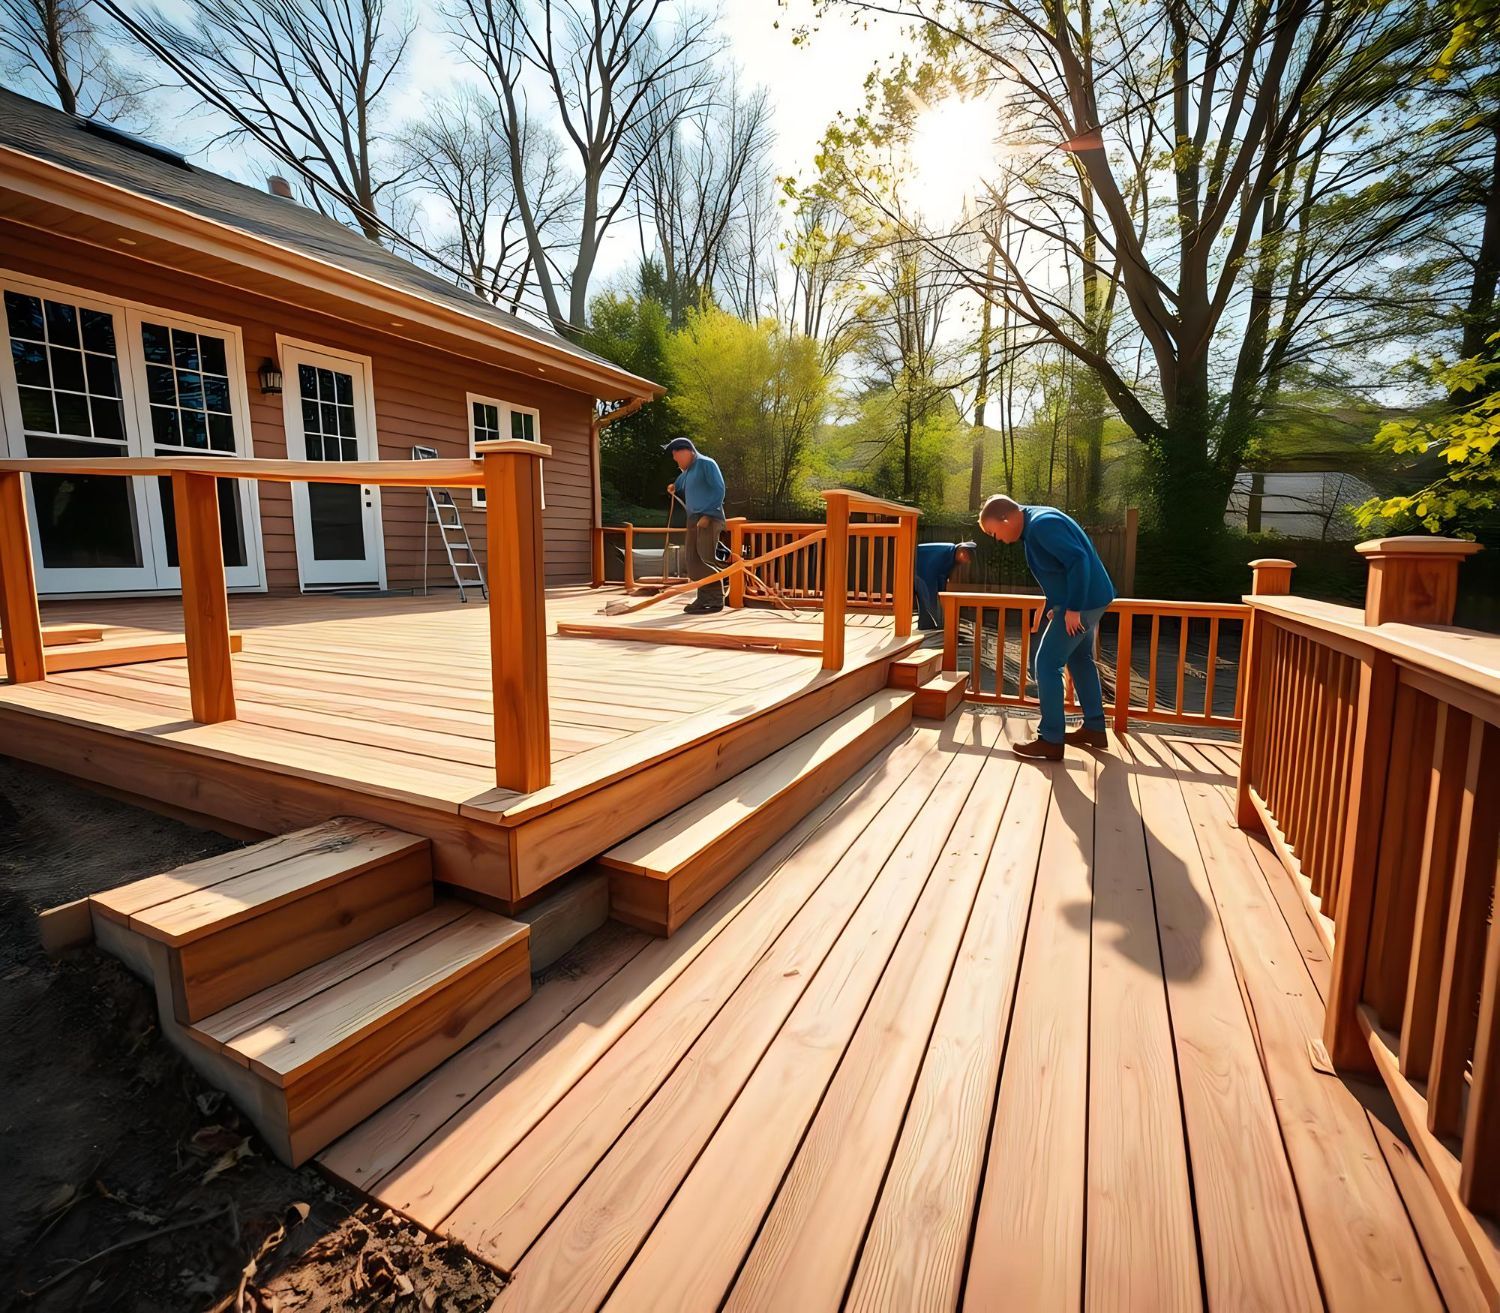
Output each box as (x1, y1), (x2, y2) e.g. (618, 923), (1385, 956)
(819, 488), (921, 519)
(1250, 593), (1500, 700)
(0, 445), (547, 489)
(940, 590), (1250, 619)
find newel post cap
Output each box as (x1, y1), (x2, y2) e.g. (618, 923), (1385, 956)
(1248, 558), (1297, 596)
(1355, 535), (1482, 559)
(1356, 536), (1481, 627)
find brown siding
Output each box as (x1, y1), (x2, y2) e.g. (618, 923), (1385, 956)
(0, 220), (597, 590)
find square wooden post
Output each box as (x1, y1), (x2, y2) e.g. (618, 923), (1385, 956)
(1234, 558), (1296, 830)
(172, 471), (236, 723)
(590, 526), (605, 588)
(822, 493), (850, 670)
(892, 513), (915, 639)
(479, 440), (552, 793)
(1112, 609), (1133, 735)
(621, 523), (635, 593)
(1356, 536), (1482, 626)
(0, 471), (45, 684)
(726, 518), (747, 608)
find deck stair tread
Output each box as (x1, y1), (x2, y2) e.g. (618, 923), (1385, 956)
(913, 669), (968, 720)
(888, 650), (943, 689)
(601, 690), (914, 880)
(94, 817), (425, 944)
(203, 902), (529, 1085)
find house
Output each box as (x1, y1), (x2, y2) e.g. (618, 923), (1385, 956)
(0, 89), (659, 598)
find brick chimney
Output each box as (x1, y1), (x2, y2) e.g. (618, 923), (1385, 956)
(266, 175), (293, 199)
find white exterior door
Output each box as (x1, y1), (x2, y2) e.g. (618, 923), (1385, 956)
(280, 343), (384, 589)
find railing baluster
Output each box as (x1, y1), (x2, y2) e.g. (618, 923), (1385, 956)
(821, 493), (849, 670)
(997, 605), (1009, 702)
(622, 522), (635, 593)
(1460, 821), (1500, 1213)
(1174, 615), (1189, 715)
(1113, 610), (1133, 734)
(1017, 604), (1031, 701)
(1146, 614), (1160, 713)
(727, 519), (746, 608)
(1204, 616), (1220, 722)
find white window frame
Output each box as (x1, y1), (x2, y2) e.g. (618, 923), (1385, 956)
(0, 268), (266, 596)
(466, 392), (544, 510)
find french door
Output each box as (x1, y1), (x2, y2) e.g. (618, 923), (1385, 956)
(279, 343), (384, 589)
(0, 276), (263, 594)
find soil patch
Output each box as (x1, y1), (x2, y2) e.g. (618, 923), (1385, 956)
(0, 758), (505, 1312)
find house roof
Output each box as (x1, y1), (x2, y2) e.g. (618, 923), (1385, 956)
(0, 89), (660, 401)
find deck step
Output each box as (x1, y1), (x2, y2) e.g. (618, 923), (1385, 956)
(913, 670), (968, 720)
(90, 817), (434, 1023)
(888, 650), (943, 689)
(601, 690), (915, 936)
(181, 900), (530, 1165)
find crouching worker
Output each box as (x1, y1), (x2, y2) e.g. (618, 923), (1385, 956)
(664, 437), (727, 613)
(914, 540), (976, 630)
(978, 495), (1115, 760)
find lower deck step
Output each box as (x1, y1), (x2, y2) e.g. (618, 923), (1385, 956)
(913, 670), (968, 720)
(601, 690), (915, 936)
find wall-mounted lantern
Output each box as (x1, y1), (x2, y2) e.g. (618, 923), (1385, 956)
(258, 359), (284, 394)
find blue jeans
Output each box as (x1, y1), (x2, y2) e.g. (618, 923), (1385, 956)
(1034, 604), (1109, 743)
(914, 576), (942, 629)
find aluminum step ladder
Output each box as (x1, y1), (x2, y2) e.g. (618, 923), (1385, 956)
(412, 445), (487, 602)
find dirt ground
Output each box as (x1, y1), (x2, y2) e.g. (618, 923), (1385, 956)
(0, 757), (506, 1313)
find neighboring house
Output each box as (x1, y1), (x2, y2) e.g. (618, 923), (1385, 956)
(0, 90), (659, 598)
(1224, 468), (1377, 540)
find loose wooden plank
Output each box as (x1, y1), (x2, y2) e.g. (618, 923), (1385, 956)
(844, 746), (1050, 1313)
(964, 753), (1097, 1310)
(0, 622), (104, 651)
(41, 632), (243, 674)
(0, 469), (45, 683)
(599, 719), (992, 1312)
(725, 726), (1019, 1311)
(1123, 737), (1324, 1310)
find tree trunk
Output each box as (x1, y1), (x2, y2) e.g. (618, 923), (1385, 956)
(969, 242), (995, 512)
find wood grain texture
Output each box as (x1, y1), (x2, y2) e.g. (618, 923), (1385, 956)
(0, 470), (46, 683)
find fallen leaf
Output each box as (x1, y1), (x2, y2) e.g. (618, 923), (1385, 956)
(201, 1137), (254, 1184)
(38, 1182), (77, 1217)
(196, 1090), (227, 1117)
(1307, 1037), (1335, 1075)
(190, 1124), (244, 1156)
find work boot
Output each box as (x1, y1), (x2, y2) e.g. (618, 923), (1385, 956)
(1013, 737), (1064, 761)
(1065, 727), (1109, 749)
(684, 601), (722, 614)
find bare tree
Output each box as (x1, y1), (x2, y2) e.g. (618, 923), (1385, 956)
(633, 74), (776, 325)
(127, 0), (414, 240)
(2, 0), (151, 121)
(400, 87), (579, 311)
(450, 0), (720, 335)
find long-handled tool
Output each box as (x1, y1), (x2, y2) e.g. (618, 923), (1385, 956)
(598, 531), (819, 616)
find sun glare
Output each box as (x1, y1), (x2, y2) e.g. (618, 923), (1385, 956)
(909, 96), (1000, 227)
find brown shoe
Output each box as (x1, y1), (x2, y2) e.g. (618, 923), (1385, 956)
(1065, 727), (1109, 749)
(1014, 737), (1064, 761)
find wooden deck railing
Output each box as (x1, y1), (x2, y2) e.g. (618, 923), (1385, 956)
(938, 592), (1249, 732)
(0, 444), (553, 792)
(724, 520), (903, 610)
(591, 523), (687, 591)
(817, 490), (918, 669)
(1236, 537), (1500, 1297)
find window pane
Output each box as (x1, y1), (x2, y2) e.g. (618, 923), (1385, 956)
(337, 404), (355, 436)
(208, 412), (236, 452)
(317, 367), (335, 399)
(18, 386), (55, 431)
(80, 309), (116, 354)
(25, 437), (141, 570)
(321, 402), (338, 436)
(176, 370), (203, 410)
(90, 395), (125, 442)
(146, 363), (176, 405)
(11, 338), (48, 387)
(44, 300), (78, 346)
(198, 335), (227, 375)
(334, 371), (353, 404)
(341, 438), (358, 460)
(298, 362), (317, 396)
(181, 410), (209, 450)
(511, 410), (535, 440)
(49, 346), (84, 392)
(5, 291), (43, 340)
(141, 321), (171, 363)
(308, 482), (364, 559)
(172, 327), (200, 371)
(54, 391), (90, 436)
(85, 352), (119, 397)
(301, 397), (319, 432)
(151, 407), (181, 445)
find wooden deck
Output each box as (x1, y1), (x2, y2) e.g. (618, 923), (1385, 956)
(318, 712), (1485, 1311)
(0, 589), (911, 901)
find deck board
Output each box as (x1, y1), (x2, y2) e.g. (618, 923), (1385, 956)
(311, 716), (1477, 1312)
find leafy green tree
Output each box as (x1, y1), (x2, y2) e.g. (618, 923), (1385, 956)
(582, 291), (678, 513)
(1356, 337), (1500, 536)
(665, 307), (830, 516)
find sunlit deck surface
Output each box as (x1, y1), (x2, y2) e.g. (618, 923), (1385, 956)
(0, 589), (908, 897)
(317, 713), (1483, 1312)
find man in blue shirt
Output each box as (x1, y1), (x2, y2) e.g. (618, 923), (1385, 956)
(664, 437), (728, 612)
(978, 494), (1116, 760)
(914, 541), (976, 630)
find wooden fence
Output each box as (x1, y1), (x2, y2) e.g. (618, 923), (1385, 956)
(1235, 540), (1500, 1301)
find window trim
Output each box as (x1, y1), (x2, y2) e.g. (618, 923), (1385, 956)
(466, 392), (544, 510)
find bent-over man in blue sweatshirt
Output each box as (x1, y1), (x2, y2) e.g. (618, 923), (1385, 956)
(914, 541), (976, 630)
(664, 437), (728, 612)
(978, 495), (1115, 760)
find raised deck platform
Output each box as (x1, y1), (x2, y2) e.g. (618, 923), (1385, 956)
(318, 714), (1483, 1311)
(0, 589), (914, 905)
